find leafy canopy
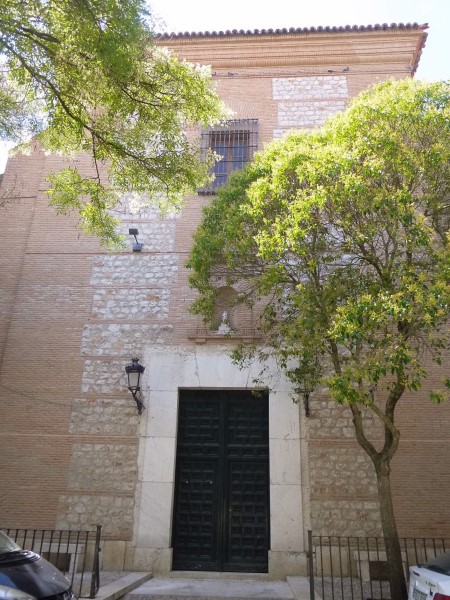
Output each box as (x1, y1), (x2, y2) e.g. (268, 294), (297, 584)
(189, 79), (450, 416)
(189, 78), (450, 600)
(0, 0), (227, 245)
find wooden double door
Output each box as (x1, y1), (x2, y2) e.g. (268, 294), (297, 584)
(172, 389), (270, 572)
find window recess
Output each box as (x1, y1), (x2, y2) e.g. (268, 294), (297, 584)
(198, 118), (258, 195)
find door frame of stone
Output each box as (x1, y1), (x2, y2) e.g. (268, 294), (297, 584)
(131, 345), (306, 578)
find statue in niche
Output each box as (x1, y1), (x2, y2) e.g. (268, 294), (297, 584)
(217, 310), (232, 334)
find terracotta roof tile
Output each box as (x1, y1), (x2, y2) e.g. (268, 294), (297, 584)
(158, 22), (428, 39)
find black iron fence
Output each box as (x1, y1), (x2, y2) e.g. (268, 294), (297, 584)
(2, 526), (102, 599)
(307, 531), (450, 600)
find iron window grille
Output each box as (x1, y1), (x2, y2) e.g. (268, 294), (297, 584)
(198, 118), (258, 195)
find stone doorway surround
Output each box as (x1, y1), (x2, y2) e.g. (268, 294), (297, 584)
(130, 345), (307, 579)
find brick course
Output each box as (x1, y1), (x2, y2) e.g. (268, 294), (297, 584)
(1, 25), (442, 554)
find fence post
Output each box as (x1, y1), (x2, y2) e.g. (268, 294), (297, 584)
(308, 529), (315, 600)
(89, 525), (102, 599)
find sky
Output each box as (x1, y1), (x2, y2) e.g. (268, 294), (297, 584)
(148, 0), (449, 81)
(1, 0), (448, 172)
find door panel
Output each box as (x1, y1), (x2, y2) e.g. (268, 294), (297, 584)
(172, 459), (219, 570)
(224, 459), (269, 571)
(172, 390), (269, 572)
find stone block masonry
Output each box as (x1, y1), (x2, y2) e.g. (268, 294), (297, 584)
(278, 99), (347, 128)
(116, 221), (176, 252)
(90, 255), (178, 286)
(69, 398), (139, 435)
(58, 200), (180, 539)
(308, 396), (382, 535)
(81, 360), (126, 394)
(310, 500), (382, 537)
(81, 323), (173, 356)
(56, 495), (135, 538)
(272, 75), (348, 132)
(308, 398), (383, 440)
(67, 443), (138, 492)
(272, 76), (348, 100)
(108, 192), (181, 221)
(1, 25), (440, 564)
(92, 288), (170, 321)
(309, 446), (377, 499)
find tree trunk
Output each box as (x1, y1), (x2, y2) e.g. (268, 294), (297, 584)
(375, 460), (407, 600)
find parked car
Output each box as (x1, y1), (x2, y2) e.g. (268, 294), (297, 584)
(408, 550), (450, 600)
(0, 585), (36, 600)
(0, 532), (75, 600)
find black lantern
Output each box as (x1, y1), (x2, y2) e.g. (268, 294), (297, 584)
(125, 358), (145, 414)
(299, 373), (313, 418)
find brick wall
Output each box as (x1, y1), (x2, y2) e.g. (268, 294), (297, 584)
(1, 25), (443, 547)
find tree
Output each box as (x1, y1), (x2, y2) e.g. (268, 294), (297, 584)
(0, 0), (226, 246)
(188, 79), (450, 600)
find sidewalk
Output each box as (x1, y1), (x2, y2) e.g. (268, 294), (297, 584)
(93, 572), (314, 600)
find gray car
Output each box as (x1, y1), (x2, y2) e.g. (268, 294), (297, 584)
(0, 585), (36, 600)
(0, 532), (75, 600)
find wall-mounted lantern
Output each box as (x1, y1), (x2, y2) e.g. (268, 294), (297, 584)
(299, 373), (313, 418)
(129, 228), (143, 252)
(125, 358), (145, 414)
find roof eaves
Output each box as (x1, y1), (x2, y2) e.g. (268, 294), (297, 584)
(157, 22), (428, 40)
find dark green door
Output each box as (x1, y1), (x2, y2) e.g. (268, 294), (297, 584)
(172, 389), (269, 572)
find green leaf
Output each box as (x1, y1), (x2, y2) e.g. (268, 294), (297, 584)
(0, 0), (227, 243)
(188, 78), (450, 422)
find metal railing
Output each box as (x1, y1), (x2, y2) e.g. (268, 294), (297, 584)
(2, 525), (102, 599)
(307, 531), (450, 600)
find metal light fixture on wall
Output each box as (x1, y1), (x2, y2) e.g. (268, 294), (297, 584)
(299, 373), (313, 418)
(129, 228), (143, 252)
(125, 357), (145, 414)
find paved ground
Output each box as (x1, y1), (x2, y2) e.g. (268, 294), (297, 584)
(75, 570), (393, 600)
(86, 570), (315, 600)
(123, 574), (313, 600)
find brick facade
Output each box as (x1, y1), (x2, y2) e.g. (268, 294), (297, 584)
(2, 24), (447, 574)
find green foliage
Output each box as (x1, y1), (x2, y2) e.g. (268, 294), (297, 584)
(47, 167), (122, 248)
(0, 0), (226, 245)
(189, 79), (450, 600)
(189, 78), (450, 416)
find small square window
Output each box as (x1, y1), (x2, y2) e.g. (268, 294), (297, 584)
(198, 119), (258, 194)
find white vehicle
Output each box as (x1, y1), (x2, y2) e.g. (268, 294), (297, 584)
(408, 551), (450, 600)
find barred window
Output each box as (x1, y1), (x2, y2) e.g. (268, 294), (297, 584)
(198, 119), (258, 194)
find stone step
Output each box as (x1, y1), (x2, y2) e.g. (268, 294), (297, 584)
(96, 572), (153, 600)
(123, 575), (313, 600)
